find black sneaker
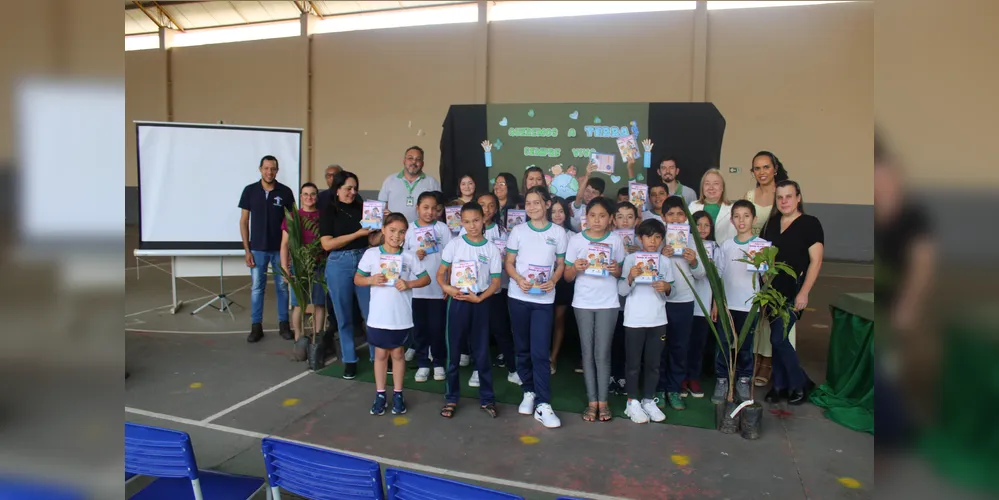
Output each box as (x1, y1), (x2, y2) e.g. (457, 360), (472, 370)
(494, 353), (506, 368)
(279, 321), (294, 340)
(343, 362), (357, 380)
(247, 323), (264, 343)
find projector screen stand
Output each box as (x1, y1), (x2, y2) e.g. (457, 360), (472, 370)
(191, 257), (243, 320)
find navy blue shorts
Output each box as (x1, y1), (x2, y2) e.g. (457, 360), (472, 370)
(367, 326), (412, 350)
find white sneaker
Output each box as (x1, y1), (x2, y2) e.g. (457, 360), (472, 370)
(519, 392), (536, 415)
(625, 399), (649, 424)
(404, 348), (416, 362)
(414, 367), (430, 382)
(642, 398), (666, 422)
(459, 354), (471, 367)
(468, 370), (480, 387)
(508, 371), (523, 385)
(534, 403), (561, 428)
(433, 367), (446, 381)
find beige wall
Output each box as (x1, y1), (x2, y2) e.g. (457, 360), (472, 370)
(125, 50), (167, 187)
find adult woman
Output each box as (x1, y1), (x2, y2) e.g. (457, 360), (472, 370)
(454, 175), (477, 205)
(761, 180), (823, 405)
(320, 171), (380, 380)
(281, 182), (327, 361)
(688, 169), (736, 243)
(493, 172), (521, 225)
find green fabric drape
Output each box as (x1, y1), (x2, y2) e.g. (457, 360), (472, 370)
(809, 304), (875, 434)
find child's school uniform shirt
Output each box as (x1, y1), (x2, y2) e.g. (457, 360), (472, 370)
(460, 222), (509, 289)
(717, 236), (762, 312)
(641, 211), (664, 224)
(665, 232), (706, 304)
(618, 253), (675, 328)
(356, 246), (427, 330)
(506, 220), (568, 305)
(404, 220), (452, 300)
(440, 234), (503, 295)
(692, 241), (721, 317)
(565, 230), (627, 310)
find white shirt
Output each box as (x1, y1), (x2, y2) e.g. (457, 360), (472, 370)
(689, 200), (736, 244)
(356, 246), (427, 330)
(377, 171), (442, 225)
(692, 240), (721, 317)
(403, 220), (452, 300)
(565, 230), (627, 310)
(717, 236), (762, 312)
(664, 232), (706, 303)
(506, 221), (569, 305)
(641, 211), (664, 224)
(460, 223), (508, 288)
(440, 235), (502, 294)
(619, 252), (675, 327)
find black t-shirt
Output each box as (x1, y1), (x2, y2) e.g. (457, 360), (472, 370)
(319, 201), (368, 251)
(238, 181), (295, 252)
(762, 213), (825, 302)
(875, 203), (929, 310)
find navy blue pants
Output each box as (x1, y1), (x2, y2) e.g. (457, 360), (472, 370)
(489, 290), (516, 375)
(769, 311), (806, 391)
(658, 301), (694, 393)
(687, 316), (714, 380)
(715, 310), (756, 380)
(508, 298), (554, 405)
(611, 311), (626, 382)
(445, 297), (494, 405)
(413, 298), (446, 369)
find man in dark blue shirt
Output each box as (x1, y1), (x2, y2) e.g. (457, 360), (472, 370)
(239, 155), (296, 343)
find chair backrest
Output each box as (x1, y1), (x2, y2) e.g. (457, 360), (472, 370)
(124, 422), (199, 480)
(261, 438), (384, 500)
(0, 476), (84, 500)
(384, 468), (523, 500)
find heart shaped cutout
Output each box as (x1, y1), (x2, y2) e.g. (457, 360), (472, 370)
(499, 117), (508, 126)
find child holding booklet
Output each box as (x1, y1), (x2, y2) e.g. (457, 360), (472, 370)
(354, 213), (431, 416)
(549, 197), (575, 374)
(437, 202), (503, 419)
(505, 186), (568, 429)
(655, 197), (705, 411)
(711, 200), (763, 403)
(619, 218), (673, 423)
(608, 201), (641, 395)
(685, 210), (720, 398)
(405, 192), (453, 383)
(564, 198), (626, 422)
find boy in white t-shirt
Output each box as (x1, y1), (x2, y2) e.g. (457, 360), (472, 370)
(609, 201), (641, 396)
(437, 202), (503, 419)
(355, 213), (431, 416)
(404, 192), (452, 383)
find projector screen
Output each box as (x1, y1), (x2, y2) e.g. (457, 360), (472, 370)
(137, 121), (302, 250)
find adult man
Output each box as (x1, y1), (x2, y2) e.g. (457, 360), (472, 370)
(658, 157), (697, 206)
(316, 164), (342, 209)
(238, 155), (295, 343)
(377, 146), (441, 223)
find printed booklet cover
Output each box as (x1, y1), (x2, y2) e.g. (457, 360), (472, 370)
(361, 200), (386, 230)
(616, 135), (641, 162)
(629, 182), (648, 211)
(379, 254), (402, 286)
(584, 243), (612, 277)
(526, 264), (551, 295)
(614, 229), (635, 250)
(506, 209), (526, 230)
(632, 252), (661, 284)
(666, 223), (689, 256)
(746, 239), (772, 272)
(445, 206), (461, 233)
(589, 153), (616, 174)
(451, 261), (480, 293)
(413, 226), (439, 255)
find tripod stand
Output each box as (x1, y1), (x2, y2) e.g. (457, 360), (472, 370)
(191, 256), (245, 320)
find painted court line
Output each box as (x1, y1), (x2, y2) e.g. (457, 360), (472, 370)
(125, 293), (215, 317)
(124, 406), (631, 500)
(200, 371), (312, 424)
(125, 328), (280, 335)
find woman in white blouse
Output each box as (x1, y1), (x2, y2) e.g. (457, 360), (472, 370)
(687, 168), (736, 243)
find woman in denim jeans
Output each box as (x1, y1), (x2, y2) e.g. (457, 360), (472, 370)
(319, 171), (381, 380)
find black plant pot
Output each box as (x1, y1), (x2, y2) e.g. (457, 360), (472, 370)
(740, 402), (764, 440)
(307, 337), (326, 371)
(716, 401), (740, 434)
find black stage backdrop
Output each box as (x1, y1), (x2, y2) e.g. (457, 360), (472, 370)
(439, 103), (725, 200)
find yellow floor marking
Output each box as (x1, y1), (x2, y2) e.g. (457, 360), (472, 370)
(837, 477), (861, 489)
(671, 455), (690, 466)
(282, 398), (300, 407)
(189, 382), (203, 389)
(393, 416), (410, 426)
(519, 435), (540, 444)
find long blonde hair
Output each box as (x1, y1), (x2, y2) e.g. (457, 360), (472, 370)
(697, 168), (730, 205)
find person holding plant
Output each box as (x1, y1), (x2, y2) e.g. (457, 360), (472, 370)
(280, 182), (328, 362)
(355, 213), (432, 416)
(760, 180), (823, 405)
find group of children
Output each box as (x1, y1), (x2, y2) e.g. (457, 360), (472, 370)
(351, 182), (767, 427)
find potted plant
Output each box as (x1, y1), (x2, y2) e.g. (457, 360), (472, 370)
(675, 204), (794, 438)
(273, 205), (329, 371)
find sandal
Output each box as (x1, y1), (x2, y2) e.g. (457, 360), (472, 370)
(597, 403), (612, 422)
(440, 402), (457, 419)
(481, 403), (498, 418)
(582, 404), (598, 422)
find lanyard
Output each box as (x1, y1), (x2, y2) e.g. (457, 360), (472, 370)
(402, 175), (422, 195)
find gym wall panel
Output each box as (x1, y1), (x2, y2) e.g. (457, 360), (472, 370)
(126, 50), (167, 187)
(706, 2), (874, 205)
(488, 10), (696, 104)
(311, 23), (478, 189)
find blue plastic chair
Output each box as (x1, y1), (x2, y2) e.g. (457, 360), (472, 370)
(384, 468), (523, 500)
(260, 437), (384, 499)
(125, 422), (265, 499)
(0, 476), (84, 500)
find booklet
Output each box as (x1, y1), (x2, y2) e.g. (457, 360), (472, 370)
(579, 214), (589, 231)
(379, 254), (402, 286)
(632, 252), (661, 284)
(584, 243), (612, 277)
(361, 200), (386, 230)
(526, 264), (551, 295)
(589, 153), (616, 174)
(616, 135), (641, 162)
(666, 223), (689, 256)
(746, 239), (773, 272)
(445, 206), (461, 233)
(413, 226), (439, 255)
(451, 261), (480, 293)
(493, 238), (507, 256)
(506, 209), (526, 230)
(614, 229), (636, 251)
(629, 182), (648, 211)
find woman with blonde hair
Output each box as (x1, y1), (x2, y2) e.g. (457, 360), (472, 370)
(687, 169), (736, 243)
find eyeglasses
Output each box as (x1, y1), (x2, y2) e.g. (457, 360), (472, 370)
(495, 181), (507, 186)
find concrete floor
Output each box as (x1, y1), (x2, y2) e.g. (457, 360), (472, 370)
(125, 227), (875, 500)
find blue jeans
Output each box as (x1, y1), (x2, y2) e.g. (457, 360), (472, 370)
(325, 248), (373, 364)
(769, 311), (806, 391)
(508, 298), (554, 405)
(250, 250), (289, 324)
(659, 301), (694, 393)
(715, 310), (756, 380)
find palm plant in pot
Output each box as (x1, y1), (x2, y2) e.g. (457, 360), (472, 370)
(675, 203), (794, 438)
(274, 205), (329, 371)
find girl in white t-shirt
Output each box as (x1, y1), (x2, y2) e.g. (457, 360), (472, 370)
(355, 213), (431, 417)
(686, 209), (720, 399)
(505, 186), (568, 429)
(564, 197), (626, 423)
